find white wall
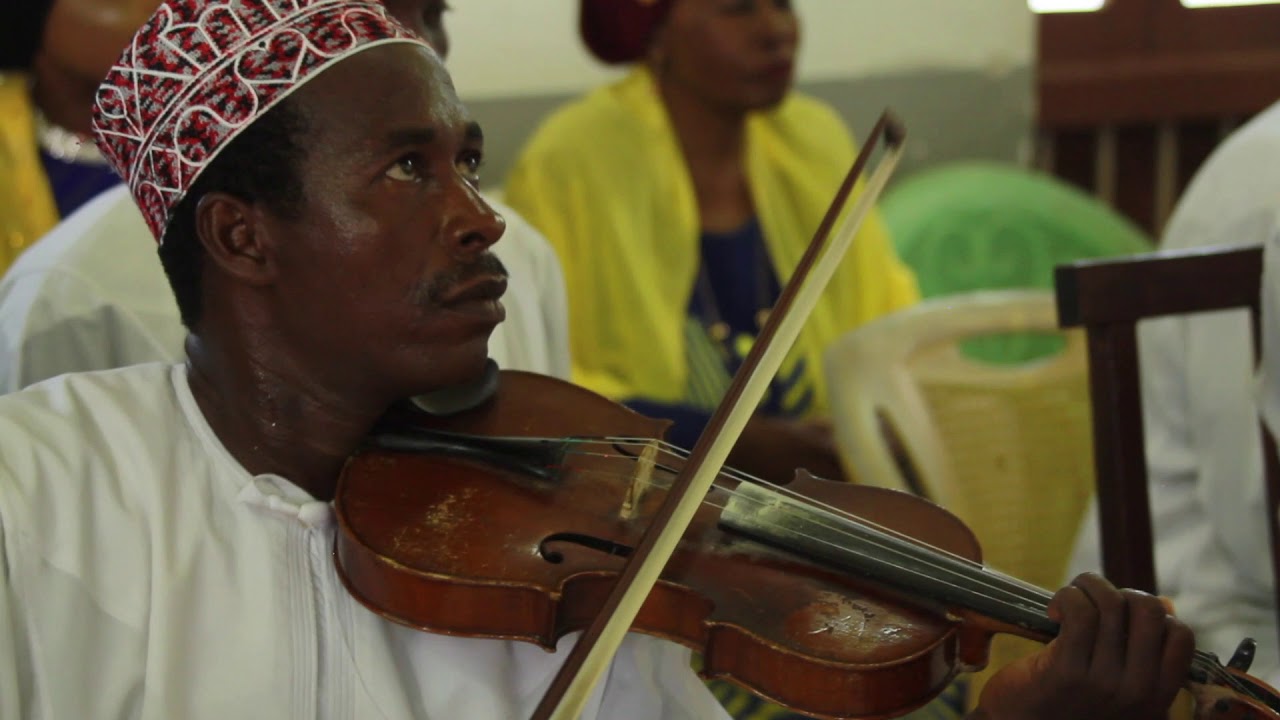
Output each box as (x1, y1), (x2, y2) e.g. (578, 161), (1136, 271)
(804, 1), (1034, 79)
(446, 0), (1035, 102)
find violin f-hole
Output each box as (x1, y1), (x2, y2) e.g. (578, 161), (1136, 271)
(539, 533), (636, 564)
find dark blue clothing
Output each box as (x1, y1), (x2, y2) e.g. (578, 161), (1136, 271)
(625, 219), (816, 451)
(39, 150), (121, 219)
(689, 218), (780, 338)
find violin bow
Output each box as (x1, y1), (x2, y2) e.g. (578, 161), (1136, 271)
(529, 111), (908, 720)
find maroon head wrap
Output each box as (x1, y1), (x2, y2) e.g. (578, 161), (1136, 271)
(580, 0), (675, 65)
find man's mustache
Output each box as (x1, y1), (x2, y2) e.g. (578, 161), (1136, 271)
(423, 252), (508, 305)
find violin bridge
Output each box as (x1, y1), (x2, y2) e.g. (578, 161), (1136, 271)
(620, 440), (661, 520)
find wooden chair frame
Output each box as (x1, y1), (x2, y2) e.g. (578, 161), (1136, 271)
(1055, 244), (1280, 644)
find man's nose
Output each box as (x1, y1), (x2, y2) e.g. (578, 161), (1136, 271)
(445, 186), (506, 259)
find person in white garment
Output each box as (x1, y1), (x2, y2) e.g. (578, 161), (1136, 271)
(1068, 101), (1280, 683)
(1261, 216), (1280, 586)
(0, 1), (1196, 718)
(0, 0), (569, 392)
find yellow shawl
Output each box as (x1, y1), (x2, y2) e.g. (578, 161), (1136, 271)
(504, 67), (918, 416)
(0, 73), (59, 276)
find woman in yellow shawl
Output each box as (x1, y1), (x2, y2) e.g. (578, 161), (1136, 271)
(506, 0), (918, 512)
(505, 2), (962, 718)
(0, 0), (157, 275)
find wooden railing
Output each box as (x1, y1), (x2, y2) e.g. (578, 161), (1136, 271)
(1036, 0), (1280, 236)
(1034, 117), (1245, 236)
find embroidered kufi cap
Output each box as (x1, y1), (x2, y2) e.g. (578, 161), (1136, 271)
(580, 0), (674, 65)
(91, 0), (427, 242)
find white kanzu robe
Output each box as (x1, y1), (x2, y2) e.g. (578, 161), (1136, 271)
(0, 363), (732, 719)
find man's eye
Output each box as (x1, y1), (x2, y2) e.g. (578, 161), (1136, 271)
(386, 156), (422, 182)
(457, 152), (484, 188)
(458, 151), (483, 175)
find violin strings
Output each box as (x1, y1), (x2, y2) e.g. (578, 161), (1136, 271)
(541, 437), (1262, 700)
(573, 435), (1052, 593)
(556, 439), (1057, 615)
(660, 437), (1057, 603)
(559, 438), (1054, 607)
(559, 437), (1054, 609)
(565, 436), (983, 565)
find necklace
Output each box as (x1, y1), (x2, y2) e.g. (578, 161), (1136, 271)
(693, 220), (777, 349)
(34, 109), (109, 166)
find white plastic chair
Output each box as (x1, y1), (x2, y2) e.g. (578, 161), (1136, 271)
(823, 289), (1094, 707)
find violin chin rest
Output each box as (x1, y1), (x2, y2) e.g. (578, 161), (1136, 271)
(410, 358), (501, 416)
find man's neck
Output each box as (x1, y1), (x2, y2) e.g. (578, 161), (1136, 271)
(184, 332), (393, 502)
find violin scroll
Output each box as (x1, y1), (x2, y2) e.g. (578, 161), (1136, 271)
(1189, 640), (1280, 719)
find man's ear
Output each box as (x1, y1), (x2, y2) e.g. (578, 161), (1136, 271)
(194, 192), (277, 287)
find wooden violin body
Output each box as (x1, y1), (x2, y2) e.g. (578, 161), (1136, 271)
(334, 371), (1280, 720)
(336, 371), (994, 719)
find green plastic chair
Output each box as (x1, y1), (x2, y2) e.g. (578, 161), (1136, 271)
(882, 162), (1153, 363)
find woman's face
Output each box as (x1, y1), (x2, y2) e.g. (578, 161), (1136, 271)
(651, 0), (799, 114)
(39, 0), (163, 84)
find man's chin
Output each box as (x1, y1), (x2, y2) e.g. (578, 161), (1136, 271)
(405, 349), (499, 416)
(435, 341), (493, 385)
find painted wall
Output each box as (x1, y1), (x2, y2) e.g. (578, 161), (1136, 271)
(441, 0), (1036, 184)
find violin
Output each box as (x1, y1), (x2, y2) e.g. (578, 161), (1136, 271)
(333, 369), (1280, 720)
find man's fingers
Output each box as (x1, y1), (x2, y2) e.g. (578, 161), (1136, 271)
(1075, 573), (1127, 686)
(1046, 581), (1098, 675)
(1118, 590), (1170, 705)
(1156, 616), (1196, 711)
(995, 574), (1195, 719)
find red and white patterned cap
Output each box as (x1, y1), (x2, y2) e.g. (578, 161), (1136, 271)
(91, 0), (427, 242)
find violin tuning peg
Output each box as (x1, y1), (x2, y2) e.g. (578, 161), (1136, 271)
(1228, 638), (1257, 672)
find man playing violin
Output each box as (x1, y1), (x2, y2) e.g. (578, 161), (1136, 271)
(0, 1), (1196, 718)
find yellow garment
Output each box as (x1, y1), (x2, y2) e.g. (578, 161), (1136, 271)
(505, 67), (919, 416)
(0, 73), (59, 276)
